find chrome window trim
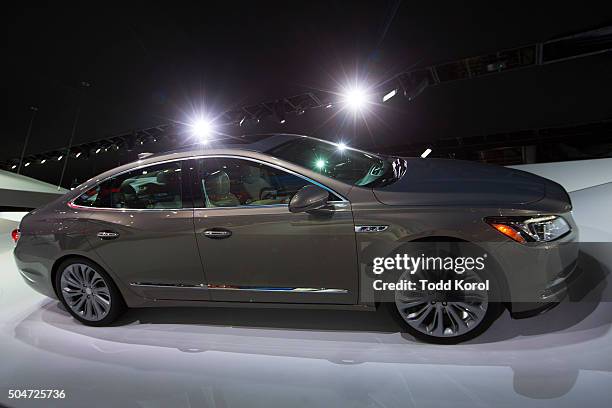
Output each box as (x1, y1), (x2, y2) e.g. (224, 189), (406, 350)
(68, 154), (349, 211)
(191, 201), (349, 211)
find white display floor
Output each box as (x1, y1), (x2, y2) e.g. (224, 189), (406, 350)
(1, 230), (611, 408)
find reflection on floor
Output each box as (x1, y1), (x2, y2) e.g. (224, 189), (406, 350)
(1, 226), (611, 407)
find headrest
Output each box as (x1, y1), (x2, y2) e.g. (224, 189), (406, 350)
(119, 182), (137, 196)
(205, 171), (231, 196)
(157, 169), (180, 185)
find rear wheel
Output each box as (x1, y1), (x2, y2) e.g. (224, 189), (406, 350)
(55, 258), (126, 326)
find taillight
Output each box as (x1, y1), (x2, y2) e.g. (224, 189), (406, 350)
(11, 229), (20, 243)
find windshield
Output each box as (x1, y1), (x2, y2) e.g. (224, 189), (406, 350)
(267, 138), (392, 186)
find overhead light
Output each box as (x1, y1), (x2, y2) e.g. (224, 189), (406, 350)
(57, 155), (63, 161)
(337, 142), (347, 151)
(75, 152), (82, 158)
(95, 148), (102, 154)
(315, 159), (325, 169)
(190, 119), (213, 142)
(40, 159), (46, 164)
(11, 164), (17, 170)
(325, 103), (333, 109)
(382, 88), (398, 102)
(24, 162), (31, 167)
(421, 148), (432, 158)
(340, 85), (371, 112)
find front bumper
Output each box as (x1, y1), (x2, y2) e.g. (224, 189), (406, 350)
(488, 213), (580, 317)
(509, 258), (580, 318)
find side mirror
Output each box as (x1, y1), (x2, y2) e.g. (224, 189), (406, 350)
(289, 185), (329, 213)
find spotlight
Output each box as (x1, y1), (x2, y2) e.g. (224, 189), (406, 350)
(421, 148), (432, 158)
(315, 159), (325, 169)
(382, 88), (397, 102)
(191, 119), (213, 142)
(336, 142), (347, 151)
(340, 85), (370, 112)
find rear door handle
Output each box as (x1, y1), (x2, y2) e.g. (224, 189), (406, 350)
(97, 231), (120, 240)
(203, 228), (232, 239)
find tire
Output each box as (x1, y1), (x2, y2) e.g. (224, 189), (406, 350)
(388, 242), (503, 344)
(390, 299), (502, 345)
(54, 258), (126, 326)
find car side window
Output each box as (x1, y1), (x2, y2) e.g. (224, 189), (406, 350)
(197, 158), (329, 208)
(73, 162), (183, 209)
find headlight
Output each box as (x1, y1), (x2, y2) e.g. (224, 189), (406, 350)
(485, 215), (571, 243)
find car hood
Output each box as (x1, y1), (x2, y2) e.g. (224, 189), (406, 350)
(373, 158), (548, 207)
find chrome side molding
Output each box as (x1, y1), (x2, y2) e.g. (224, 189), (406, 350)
(207, 285), (348, 293)
(130, 282), (207, 288)
(130, 282), (348, 294)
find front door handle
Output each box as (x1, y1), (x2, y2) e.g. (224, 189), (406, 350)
(203, 228), (232, 239)
(97, 231), (120, 240)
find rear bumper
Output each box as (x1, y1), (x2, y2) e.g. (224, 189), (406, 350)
(13, 246), (58, 299)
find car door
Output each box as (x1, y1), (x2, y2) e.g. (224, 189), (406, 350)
(192, 156), (358, 304)
(73, 159), (209, 301)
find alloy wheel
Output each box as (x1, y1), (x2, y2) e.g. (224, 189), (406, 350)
(60, 263), (111, 322)
(394, 270), (489, 338)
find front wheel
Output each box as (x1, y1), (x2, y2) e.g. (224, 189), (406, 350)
(55, 258), (126, 326)
(392, 266), (502, 344)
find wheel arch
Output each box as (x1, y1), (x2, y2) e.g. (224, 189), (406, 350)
(51, 254), (115, 298)
(406, 235), (511, 308)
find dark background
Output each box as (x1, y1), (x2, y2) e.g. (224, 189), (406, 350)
(2, 1), (611, 186)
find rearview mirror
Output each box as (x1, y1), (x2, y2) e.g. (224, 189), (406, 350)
(289, 185), (329, 213)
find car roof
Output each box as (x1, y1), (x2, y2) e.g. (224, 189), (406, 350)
(151, 133), (319, 158)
